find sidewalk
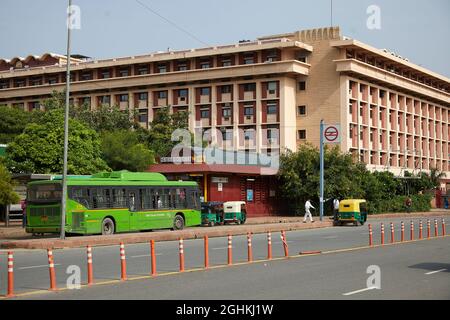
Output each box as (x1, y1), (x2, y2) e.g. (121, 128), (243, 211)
(1, 209), (448, 250)
(1, 220), (332, 250)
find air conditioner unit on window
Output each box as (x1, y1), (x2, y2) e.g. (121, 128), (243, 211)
(268, 90), (276, 95)
(246, 116), (252, 120)
(180, 97), (186, 102)
(224, 116), (230, 121)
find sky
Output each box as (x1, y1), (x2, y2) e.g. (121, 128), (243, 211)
(0, 0), (449, 77)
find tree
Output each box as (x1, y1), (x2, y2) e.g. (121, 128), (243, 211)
(0, 105), (43, 144)
(101, 130), (155, 171)
(0, 162), (19, 206)
(5, 109), (109, 174)
(43, 90), (139, 132)
(147, 106), (190, 158)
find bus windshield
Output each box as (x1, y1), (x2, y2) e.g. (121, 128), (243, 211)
(27, 183), (62, 203)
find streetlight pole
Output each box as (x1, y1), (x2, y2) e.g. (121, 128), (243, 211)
(60, 0), (72, 240)
(319, 119), (324, 222)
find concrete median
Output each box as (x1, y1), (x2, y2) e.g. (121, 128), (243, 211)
(0, 220), (332, 250)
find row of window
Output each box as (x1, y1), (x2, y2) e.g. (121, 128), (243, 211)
(69, 186), (199, 211)
(0, 50), (285, 89)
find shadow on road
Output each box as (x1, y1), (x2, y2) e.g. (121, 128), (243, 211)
(408, 262), (450, 273)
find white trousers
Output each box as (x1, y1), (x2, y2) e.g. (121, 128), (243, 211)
(303, 210), (314, 222)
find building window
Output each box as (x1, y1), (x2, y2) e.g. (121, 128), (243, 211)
(243, 83), (256, 92)
(100, 69), (110, 79)
(298, 105), (307, 116)
(47, 77), (58, 84)
(118, 69), (129, 77)
(298, 81), (306, 91)
(157, 91), (167, 99)
(298, 130), (306, 140)
(30, 77), (42, 86)
(158, 64), (167, 73)
(221, 58), (232, 67)
(265, 50), (278, 62)
(137, 65), (149, 75)
(179, 89), (188, 97)
(267, 103), (277, 115)
(222, 130), (233, 141)
(200, 61), (210, 69)
(200, 87), (210, 96)
(297, 54), (307, 63)
(100, 96), (111, 105)
(81, 97), (91, 106)
(243, 54), (255, 65)
(267, 81), (277, 94)
(221, 85), (232, 94)
(244, 106), (254, 116)
(138, 109), (148, 123)
(119, 94), (128, 102)
(222, 107), (232, 118)
(200, 109), (210, 118)
(244, 129), (254, 140)
(138, 92), (148, 101)
(14, 79), (25, 87)
(0, 81), (9, 89)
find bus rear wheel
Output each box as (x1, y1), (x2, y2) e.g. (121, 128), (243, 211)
(102, 218), (115, 235)
(173, 214), (185, 231)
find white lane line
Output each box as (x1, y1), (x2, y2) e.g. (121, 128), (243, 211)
(19, 264), (61, 270)
(342, 286), (378, 296)
(211, 247), (228, 250)
(323, 236), (338, 239)
(130, 254), (162, 258)
(425, 269), (447, 275)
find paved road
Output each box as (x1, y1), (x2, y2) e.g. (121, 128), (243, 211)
(0, 216), (448, 298)
(9, 236), (450, 300)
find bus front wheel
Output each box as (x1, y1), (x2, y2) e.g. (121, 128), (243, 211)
(173, 214), (185, 231)
(102, 218), (115, 235)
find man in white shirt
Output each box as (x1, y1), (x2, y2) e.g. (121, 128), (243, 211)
(303, 199), (315, 223)
(333, 198), (340, 221)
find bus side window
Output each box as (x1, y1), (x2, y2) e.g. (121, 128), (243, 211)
(129, 192), (136, 211)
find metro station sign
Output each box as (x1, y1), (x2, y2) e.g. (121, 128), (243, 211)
(323, 124), (341, 144)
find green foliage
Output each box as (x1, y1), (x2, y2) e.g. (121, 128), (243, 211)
(278, 144), (440, 215)
(5, 109), (109, 174)
(0, 105), (43, 144)
(0, 162), (20, 206)
(147, 106), (190, 158)
(44, 90), (139, 132)
(101, 130), (155, 171)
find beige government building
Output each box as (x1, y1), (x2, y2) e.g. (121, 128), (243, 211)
(1, 26), (449, 212)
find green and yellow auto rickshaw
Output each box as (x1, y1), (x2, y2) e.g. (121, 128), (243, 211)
(201, 201), (224, 227)
(223, 201), (247, 225)
(334, 199), (368, 226)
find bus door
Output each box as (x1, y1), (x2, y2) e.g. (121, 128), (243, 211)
(127, 189), (140, 231)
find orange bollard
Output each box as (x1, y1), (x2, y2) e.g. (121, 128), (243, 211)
(410, 221), (414, 241)
(380, 223), (385, 245)
(204, 235), (209, 269)
(86, 245), (94, 285)
(434, 219), (438, 237)
(401, 221), (405, 242)
(150, 240), (157, 276)
(179, 238), (185, 272)
(427, 219), (431, 239)
(419, 221), (423, 240)
(227, 235), (232, 265)
(47, 248), (57, 290)
(442, 218), (446, 236)
(390, 222), (395, 243)
(247, 233), (253, 262)
(119, 242), (127, 281)
(281, 231), (289, 257)
(267, 231), (272, 260)
(368, 224), (373, 246)
(7, 251), (14, 297)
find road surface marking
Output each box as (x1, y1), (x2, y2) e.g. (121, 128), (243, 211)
(19, 264), (61, 270)
(343, 286), (378, 296)
(130, 254), (162, 258)
(211, 247), (228, 250)
(425, 269), (447, 275)
(323, 236), (338, 239)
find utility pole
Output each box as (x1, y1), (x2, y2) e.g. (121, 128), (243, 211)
(60, 0), (72, 240)
(319, 119), (324, 222)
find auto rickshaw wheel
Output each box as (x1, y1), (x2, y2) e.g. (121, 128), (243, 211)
(208, 221), (215, 227)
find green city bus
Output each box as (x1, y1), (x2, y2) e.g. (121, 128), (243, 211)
(25, 171), (201, 235)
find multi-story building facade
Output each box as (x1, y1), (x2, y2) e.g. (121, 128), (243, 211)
(1, 26), (449, 215)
